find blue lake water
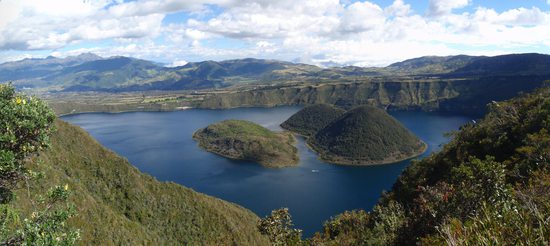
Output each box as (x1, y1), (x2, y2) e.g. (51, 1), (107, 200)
(62, 107), (471, 237)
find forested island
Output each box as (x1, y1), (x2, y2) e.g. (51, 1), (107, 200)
(193, 120), (299, 168)
(282, 104), (426, 165)
(280, 104), (345, 136)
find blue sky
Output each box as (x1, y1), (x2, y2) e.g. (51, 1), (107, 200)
(0, 0), (549, 66)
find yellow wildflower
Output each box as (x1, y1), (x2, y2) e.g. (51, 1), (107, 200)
(64, 184), (69, 190)
(15, 97), (22, 104)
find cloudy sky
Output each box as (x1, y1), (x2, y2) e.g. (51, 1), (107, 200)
(1, 0), (549, 67)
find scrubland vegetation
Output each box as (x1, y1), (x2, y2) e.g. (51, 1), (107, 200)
(259, 88), (550, 245)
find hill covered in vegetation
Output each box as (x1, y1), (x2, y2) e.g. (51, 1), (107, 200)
(4, 53), (547, 117)
(386, 55), (482, 74)
(3, 53), (550, 95)
(1, 55), (318, 92)
(193, 120), (299, 168)
(306, 88), (550, 245)
(15, 120), (269, 245)
(280, 104), (345, 136)
(308, 105), (426, 165)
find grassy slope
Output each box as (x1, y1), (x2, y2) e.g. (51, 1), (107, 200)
(309, 105), (425, 165)
(193, 120), (299, 168)
(15, 120), (269, 245)
(280, 104), (345, 137)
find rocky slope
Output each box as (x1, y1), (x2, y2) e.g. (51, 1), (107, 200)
(198, 76), (549, 115)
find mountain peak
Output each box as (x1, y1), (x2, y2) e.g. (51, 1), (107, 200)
(74, 52), (102, 60)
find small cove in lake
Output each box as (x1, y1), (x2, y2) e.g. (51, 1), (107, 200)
(62, 106), (471, 237)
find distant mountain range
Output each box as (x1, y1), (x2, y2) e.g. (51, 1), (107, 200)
(1, 53), (550, 92)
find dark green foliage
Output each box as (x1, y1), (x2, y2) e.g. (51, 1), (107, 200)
(392, 88), (550, 202)
(311, 202), (406, 245)
(312, 88), (550, 245)
(428, 170), (549, 245)
(258, 208), (302, 245)
(193, 120), (299, 168)
(312, 210), (370, 245)
(280, 104), (345, 136)
(309, 105), (425, 165)
(392, 88), (550, 243)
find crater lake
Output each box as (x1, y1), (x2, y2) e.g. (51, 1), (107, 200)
(62, 107), (471, 236)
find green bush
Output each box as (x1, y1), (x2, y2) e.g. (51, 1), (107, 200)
(0, 84), (79, 245)
(0, 84), (56, 201)
(258, 208), (302, 245)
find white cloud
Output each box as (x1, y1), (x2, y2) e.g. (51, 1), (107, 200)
(428, 0), (471, 17)
(166, 60), (188, 67)
(0, 0), (168, 50)
(188, 0), (341, 39)
(255, 41), (277, 53)
(340, 2), (385, 33)
(0, 53), (37, 63)
(1, 0), (549, 67)
(489, 7), (546, 26)
(385, 0), (411, 17)
(106, 0), (216, 17)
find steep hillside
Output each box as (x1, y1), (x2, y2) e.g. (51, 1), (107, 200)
(3, 53), (549, 94)
(387, 55), (482, 74)
(54, 57), (168, 91)
(2, 55), (319, 92)
(309, 105), (426, 165)
(199, 76), (549, 115)
(218, 58), (289, 77)
(16, 120), (269, 245)
(452, 53), (550, 76)
(193, 120), (299, 168)
(281, 104), (345, 136)
(0, 53), (101, 83)
(310, 88), (550, 245)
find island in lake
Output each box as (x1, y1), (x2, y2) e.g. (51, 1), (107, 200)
(193, 120), (299, 168)
(283, 104), (427, 165)
(280, 104), (345, 136)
